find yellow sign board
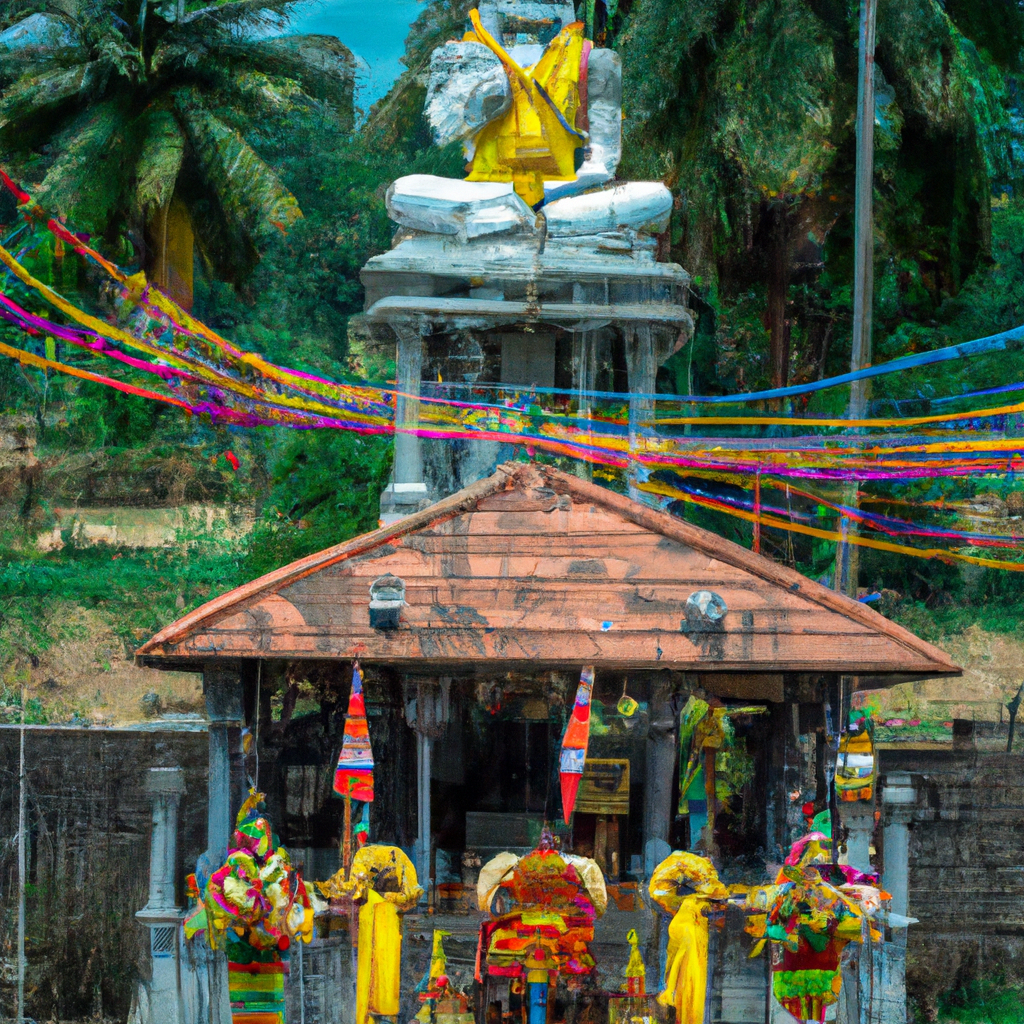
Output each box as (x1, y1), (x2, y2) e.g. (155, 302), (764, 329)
(575, 758), (630, 816)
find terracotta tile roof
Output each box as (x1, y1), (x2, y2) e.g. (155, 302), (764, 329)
(136, 463), (960, 684)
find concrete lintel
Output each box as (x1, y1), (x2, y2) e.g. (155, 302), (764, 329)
(144, 766), (186, 796)
(365, 295), (694, 329)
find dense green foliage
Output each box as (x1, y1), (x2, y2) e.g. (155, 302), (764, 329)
(0, 0), (356, 281)
(933, 980), (1024, 1023)
(621, 0), (1023, 391)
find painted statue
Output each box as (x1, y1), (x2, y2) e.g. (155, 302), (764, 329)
(386, 0), (672, 243)
(476, 828), (606, 1024)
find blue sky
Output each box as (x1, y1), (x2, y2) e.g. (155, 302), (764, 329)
(287, 0), (423, 111)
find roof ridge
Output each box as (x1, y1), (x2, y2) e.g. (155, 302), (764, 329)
(136, 461), (958, 676)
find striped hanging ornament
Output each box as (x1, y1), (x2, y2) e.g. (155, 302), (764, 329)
(559, 665), (595, 823)
(334, 662), (375, 802)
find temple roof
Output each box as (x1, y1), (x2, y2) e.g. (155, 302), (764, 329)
(136, 463), (960, 687)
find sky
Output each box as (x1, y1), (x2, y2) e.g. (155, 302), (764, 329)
(286, 0), (423, 112)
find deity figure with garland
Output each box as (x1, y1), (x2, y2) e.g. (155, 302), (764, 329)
(475, 828), (607, 1024)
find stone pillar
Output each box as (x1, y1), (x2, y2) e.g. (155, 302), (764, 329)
(571, 328), (597, 482)
(625, 324), (655, 502)
(416, 732), (433, 891)
(643, 678), (676, 877)
(881, 771), (915, 947)
(381, 328), (428, 524)
(204, 664), (243, 865)
(843, 802), (875, 876)
(405, 678), (450, 901)
(136, 767), (186, 1024)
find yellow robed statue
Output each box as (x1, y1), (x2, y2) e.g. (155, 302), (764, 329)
(462, 8), (587, 206)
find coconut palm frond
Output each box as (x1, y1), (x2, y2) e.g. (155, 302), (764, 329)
(35, 97), (132, 230)
(149, 38), (211, 78)
(174, 88), (302, 242)
(230, 70), (310, 115)
(181, 0), (298, 29)
(134, 107), (186, 217)
(233, 34), (356, 115)
(0, 58), (105, 129)
(92, 29), (144, 80)
(0, 44), (88, 81)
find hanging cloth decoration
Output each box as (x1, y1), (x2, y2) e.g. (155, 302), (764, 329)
(354, 801), (371, 848)
(317, 845), (422, 1024)
(617, 678), (639, 718)
(183, 790), (314, 1024)
(334, 661), (375, 802)
(559, 665), (596, 823)
(677, 696), (712, 813)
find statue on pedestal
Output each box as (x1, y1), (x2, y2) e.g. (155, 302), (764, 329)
(387, 0), (672, 246)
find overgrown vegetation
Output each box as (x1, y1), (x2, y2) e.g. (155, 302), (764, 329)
(932, 980), (1024, 1023)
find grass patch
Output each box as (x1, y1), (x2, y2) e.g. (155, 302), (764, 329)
(937, 981), (1024, 1023)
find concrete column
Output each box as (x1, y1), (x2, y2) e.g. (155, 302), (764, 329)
(881, 771), (915, 947)
(143, 768), (185, 913)
(843, 802), (875, 876)
(204, 665), (243, 865)
(136, 767), (186, 1024)
(625, 324), (655, 502)
(643, 679), (676, 877)
(382, 328), (427, 524)
(416, 732), (433, 892)
(571, 329), (597, 482)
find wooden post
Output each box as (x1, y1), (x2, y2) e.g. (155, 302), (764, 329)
(753, 471), (762, 554)
(17, 682), (26, 1024)
(343, 795), (353, 877)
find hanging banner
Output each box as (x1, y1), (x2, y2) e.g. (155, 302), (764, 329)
(559, 665), (595, 823)
(334, 662), (375, 802)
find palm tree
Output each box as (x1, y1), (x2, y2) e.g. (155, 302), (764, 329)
(616, 0), (1017, 391)
(0, 0), (356, 308)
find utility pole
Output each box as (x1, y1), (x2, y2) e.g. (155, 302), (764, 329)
(837, 0), (877, 596)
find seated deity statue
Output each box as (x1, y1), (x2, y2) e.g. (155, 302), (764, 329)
(385, 0), (672, 244)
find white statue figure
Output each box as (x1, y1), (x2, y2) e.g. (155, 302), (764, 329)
(385, 0), (672, 245)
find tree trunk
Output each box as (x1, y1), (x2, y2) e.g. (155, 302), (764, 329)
(147, 197), (194, 310)
(767, 208), (791, 391)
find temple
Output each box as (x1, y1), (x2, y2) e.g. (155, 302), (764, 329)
(135, 462), (958, 1023)
(131, 5), (962, 1023)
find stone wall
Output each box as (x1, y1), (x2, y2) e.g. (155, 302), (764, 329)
(879, 748), (1024, 1015)
(0, 725), (208, 1021)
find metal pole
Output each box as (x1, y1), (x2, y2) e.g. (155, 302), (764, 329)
(17, 683), (26, 1024)
(838, 0), (877, 596)
(851, 0), (877, 418)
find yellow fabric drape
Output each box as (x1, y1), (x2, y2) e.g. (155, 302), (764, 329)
(355, 891), (403, 1024)
(464, 9), (585, 206)
(659, 896), (711, 1024)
